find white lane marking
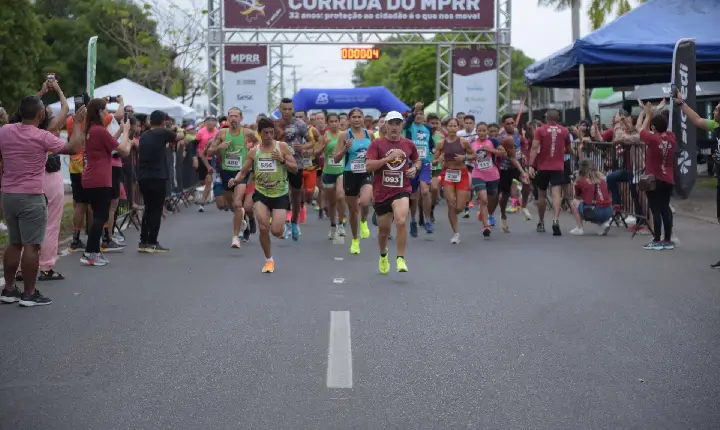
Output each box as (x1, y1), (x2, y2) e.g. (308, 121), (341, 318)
(327, 311), (353, 389)
(332, 278), (345, 284)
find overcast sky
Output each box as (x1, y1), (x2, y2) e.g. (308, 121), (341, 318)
(169, 0), (597, 94)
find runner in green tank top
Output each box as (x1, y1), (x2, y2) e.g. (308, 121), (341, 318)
(312, 113), (347, 239)
(207, 107), (259, 248)
(229, 117), (297, 274)
(427, 113), (445, 223)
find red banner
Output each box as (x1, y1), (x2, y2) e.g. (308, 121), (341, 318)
(224, 0), (495, 30)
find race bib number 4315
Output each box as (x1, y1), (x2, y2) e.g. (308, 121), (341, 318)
(257, 158), (277, 172)
(381, 170), (403, 188)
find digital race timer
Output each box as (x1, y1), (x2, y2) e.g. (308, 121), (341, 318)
(341, 48), (380, 60)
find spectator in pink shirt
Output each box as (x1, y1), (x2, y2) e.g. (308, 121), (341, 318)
(0, 92), (86, 307)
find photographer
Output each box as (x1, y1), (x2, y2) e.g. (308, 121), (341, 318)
(0, 91), (87, 307)
(136, 110), (184, 253)
(80, 98), (132, 267)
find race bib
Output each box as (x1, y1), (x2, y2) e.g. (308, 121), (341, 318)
(351, 159), (366, 173)
(417, 146), (427, 159)
(225, 156), (242, 168)
(257, 158), (277, 172)
(382, 170), (403, 188)
(515, 150), (522, 160)
(328, 156), (343, 166)
(303, 157), (313, 167)
(476, 159), (492, 170)
(445, 169), (462, 183)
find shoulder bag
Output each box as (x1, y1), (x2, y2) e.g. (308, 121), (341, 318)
(638, 173), (656, 192)
(45, 153), (62, 173)
(582, 184), (598, 220)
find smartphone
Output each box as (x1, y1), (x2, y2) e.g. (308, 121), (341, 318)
(670, 83), (678, 96)
(594, 114), (600, 122)
(107, 95), (119, 103)
(73, 95), (85, 109)
(46, 73), (55, 82)
(123, 111), (130, 122)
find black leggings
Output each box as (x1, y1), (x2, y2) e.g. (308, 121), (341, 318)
(139, 179), (167, 245)
(85, 187), (113, 253)
(646, 180), (673, 242)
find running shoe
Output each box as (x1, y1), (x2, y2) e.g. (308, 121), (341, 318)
(410, 220), (418, 238)
(0, 286), (22, 304)
(662, 241), (675, 250)
(501, 218), (510, 233)
(283, 223), (291, 239)
(249, 218), (257, 234)
(338, 223), (347, 237)
(536, 223), (546, 233)
(113, 233), (126, 244)
(552, 221), (562, 236)
(711, 260), (720, 269)
(81, 252), (108, 266)
(197, 204), (205, 213)
(291, 223), (300, 241)
(462, 209), (470, 219)
(360, 220), (371, 239)
(521, 207), (532, 221)
(148, 244), (169, 253)
(569, 227), (584, 236)
(482, 227), (491, 238)
(424, 222), (433, 234)
(396, 257), (408, 273)
(450, 233), (460, 244)
(350, 238), (361, 255)
(599, 221), (611, 236)
(643, 241), (663, 250)
(242, 229), (251, 242)
(262, 260), (275, 273)
(328, 226), (337, 240)
(138, 243), (152, 253)
(488, 215), (496, 226)
(68, 238), (85, 252)
(18, 289), (52, 307)
(379, 253), (390, 274)
(231, 237), (241, 248)
(101, 240), (125, 253)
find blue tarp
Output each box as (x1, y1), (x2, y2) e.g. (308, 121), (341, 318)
(524, 0), (720, 88)
(292, 87), (409, 113)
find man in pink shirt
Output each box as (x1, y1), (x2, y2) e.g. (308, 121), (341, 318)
(0, 95), (86, 307)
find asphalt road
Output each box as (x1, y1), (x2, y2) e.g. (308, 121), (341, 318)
(1, 203), (719, 429)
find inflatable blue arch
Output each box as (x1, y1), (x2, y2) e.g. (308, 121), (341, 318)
(270, 87), (410, 117)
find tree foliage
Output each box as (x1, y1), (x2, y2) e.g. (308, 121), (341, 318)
(537, 0), (646, 31)
(0, 0), (205, 111)
(352, 42), (536, 106)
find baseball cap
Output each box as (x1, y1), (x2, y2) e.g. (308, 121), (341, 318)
(205, 116), (217, 122)
(385, 111), (404, 122)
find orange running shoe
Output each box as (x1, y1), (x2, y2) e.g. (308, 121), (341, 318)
(262, 260), (275, 273)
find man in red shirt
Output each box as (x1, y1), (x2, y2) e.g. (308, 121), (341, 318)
(528, 110), (572, 236)
(366, 110), (420, 274)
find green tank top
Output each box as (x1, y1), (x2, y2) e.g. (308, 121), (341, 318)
(323, 132), (345, 175)
(221, 129), (247, 171)
(254, 142), (288, 198)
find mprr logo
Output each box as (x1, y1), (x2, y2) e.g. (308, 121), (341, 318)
(384, 149), (407, 170)
(230, 53), (261, 65)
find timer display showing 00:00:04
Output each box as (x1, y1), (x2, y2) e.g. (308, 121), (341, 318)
(341, 48), (381, 60)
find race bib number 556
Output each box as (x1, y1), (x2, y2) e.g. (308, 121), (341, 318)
(257, 158), (277, 172)
(381, 170), (403, 188)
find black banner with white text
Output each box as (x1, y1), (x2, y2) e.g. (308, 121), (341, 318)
(670, 38), (697, 198)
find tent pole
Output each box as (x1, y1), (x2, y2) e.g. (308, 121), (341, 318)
(579, 63), (586, 120)
(528, 87), (533, 122)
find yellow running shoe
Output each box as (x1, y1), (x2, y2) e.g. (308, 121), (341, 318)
(262, 260), (275, 273)
(359, 220), (371, 239)
(396, 257), (408, 272)
(379, 253), (390, 274)
(350, 238), (361, 254)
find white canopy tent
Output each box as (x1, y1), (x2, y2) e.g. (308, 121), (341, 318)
(49, 78), (197, 122)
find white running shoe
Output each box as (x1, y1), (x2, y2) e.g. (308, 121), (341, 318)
(231, 237), (241, 248)
(599, 221), (611, 236)
(450, 233), (460, 244)
(328, 226), (337, 240)
(521, 207), (532, 221)
(569, 227), (584, 236)
(337, 223), (347, 237)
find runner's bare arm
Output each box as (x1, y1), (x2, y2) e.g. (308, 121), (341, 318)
(333, 133), (349, 164)
(314, 133), (328, 157)
(298, 125), (314, 151)
(206, 133), (225, 156)
(461, 138), (477, 161)
(231, 147), (256, 185)
(245, 128), (259, 147)
(280, 142), (299, 173)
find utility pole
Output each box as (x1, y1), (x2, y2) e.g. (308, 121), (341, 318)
(291, 66), (299, 94)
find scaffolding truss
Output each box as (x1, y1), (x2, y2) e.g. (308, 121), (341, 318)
(206, 0), (512, 118)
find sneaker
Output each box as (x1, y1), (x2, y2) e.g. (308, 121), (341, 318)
(328, 226), (337, 240)
(231, 237), (241, 248)
(0, 286), (22, 304)
(569, 227), (584, 236)
(552, 221), (561, 236)
(69, 238), (85, 252)
(489, 215), (496, 227)
(81, 252), (108, 266)
(462, 209), (470, 219)
(350, 238), (361, 255)
(424, 222), (433, 234)
(501, 218), (510, 233)
(521, 207), (532, 221)
(643, 241), (664, 250)
(101, 240), (125, 253)
(337, 223), (347, 237)
(283, 223), (291, 239)
(482, 227), (491, 238)
(262, 260), (275, 273)
(360, 220), (371, 239)
(450, 233), (460, 244)
(291, 223), (300, 241)
(536, 223), (545, 233)
(18, 289), (52, 307)
(112, 233), (125, 244)
(379, 253), (390, 274)
(410, 220), (418, 238)
(138, 243), (152, 253)
(148, 244), (169, 253)
(396, 257), (408, 273)
(662, 241), (675, 250)
(197, 204), (205, 213)
(249, 218), (257, 234)
(599, 221), (611, 236)
(711, 260), (720, 269)
(242, 228), (251, 242)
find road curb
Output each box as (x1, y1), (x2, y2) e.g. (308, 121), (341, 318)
(674, 209), (718, 225)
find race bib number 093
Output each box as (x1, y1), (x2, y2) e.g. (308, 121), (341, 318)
(257, 158), (277, 172)
(381, 170), (403, 188)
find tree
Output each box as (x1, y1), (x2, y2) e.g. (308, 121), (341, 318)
(537, 0), (647, 38)
(0, 1), (47, 111)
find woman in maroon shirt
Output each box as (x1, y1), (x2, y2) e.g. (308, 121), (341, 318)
(80, 98), (133, 266)
(569, 159), (613, 236)
(639, 107), (676, 250)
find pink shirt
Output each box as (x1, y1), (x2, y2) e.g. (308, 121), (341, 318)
(0, 123), (66, 194)
(471, 139), (500, 182)
(196, 127), (218, 157)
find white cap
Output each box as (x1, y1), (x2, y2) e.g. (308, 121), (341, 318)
(385, 111), (404, 122)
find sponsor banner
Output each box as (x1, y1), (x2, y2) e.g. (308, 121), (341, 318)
(669, 38), (696, 198)
(223, 45), (269, 118)
(452, 48), (497, 123)
(225, 0), (494, 30)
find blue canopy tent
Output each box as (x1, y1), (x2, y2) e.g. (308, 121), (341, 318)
(292, 87), (410, 113)
(524, 0), (720, 88)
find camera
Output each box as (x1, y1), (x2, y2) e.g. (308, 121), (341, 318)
(107, 95), (121, 103)
(46, 73), (55, 82)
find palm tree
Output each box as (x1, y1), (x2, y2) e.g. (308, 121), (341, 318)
(538, 0), (648, 39)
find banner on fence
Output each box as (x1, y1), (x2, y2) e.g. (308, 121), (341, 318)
(669, 38), (697, 198)
(86, 36), (98, 97)
(223, 45), (269, 117)
(452, 48), (498, 123)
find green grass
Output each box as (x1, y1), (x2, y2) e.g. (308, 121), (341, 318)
(695, 176), (717, 190)
(0, 202), (75, 251)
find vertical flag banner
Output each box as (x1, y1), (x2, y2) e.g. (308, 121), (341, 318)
(86, 36), (98, 98)
(452, 48), (498, 123)
(223, 45), (269, 117)
(670, 38), (697, 198)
